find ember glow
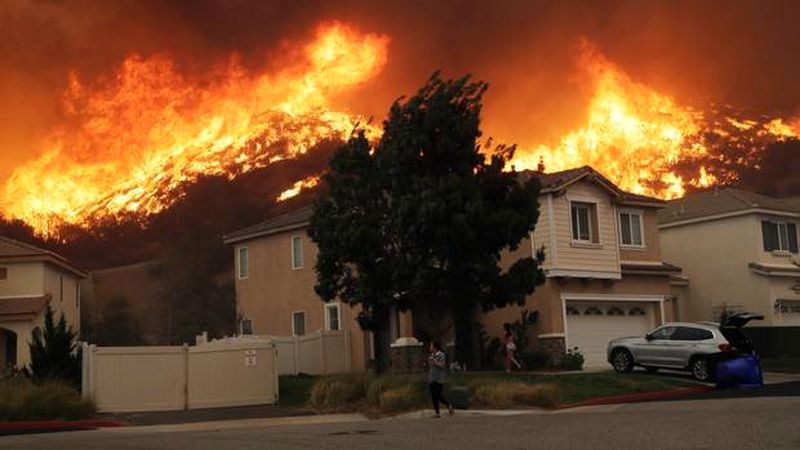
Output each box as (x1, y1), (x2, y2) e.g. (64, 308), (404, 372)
(276, 175), (321, 202)
(1, 23), (387, 234)
(508, 46), (799, 199)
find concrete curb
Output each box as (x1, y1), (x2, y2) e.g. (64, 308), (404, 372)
(0, 419), (130, 433)
(557, 386), (715, 409)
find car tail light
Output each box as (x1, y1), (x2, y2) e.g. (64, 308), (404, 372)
(718, 343), (732, 352)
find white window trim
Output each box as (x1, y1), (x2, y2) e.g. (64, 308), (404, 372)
(240, 318), (255, 335)
(324, 302), (342, 331)
(291, 235), (304, 270)
(776, 221), (790, 252)
(618, 208), (646, 249)
(568, 198), (601, 245)
(237, 246), (249, 280)
(291, 310), (306, 336)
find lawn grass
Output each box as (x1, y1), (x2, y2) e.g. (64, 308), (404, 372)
(761, 356), (800, 374)
(280, 371), (697, 415)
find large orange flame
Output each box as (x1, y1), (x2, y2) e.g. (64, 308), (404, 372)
(509, 46), (798, 199)
(2, 23), (388, 234)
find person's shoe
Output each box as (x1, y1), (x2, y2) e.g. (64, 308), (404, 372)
(448, 404), (455, 416)
(432, 413), (441, 419)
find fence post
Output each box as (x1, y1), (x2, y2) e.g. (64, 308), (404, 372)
(182, 343), (189, 411)
(319, 331), (327, 374)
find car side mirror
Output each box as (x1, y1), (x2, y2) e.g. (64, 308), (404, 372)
(645, 333), (654, 341)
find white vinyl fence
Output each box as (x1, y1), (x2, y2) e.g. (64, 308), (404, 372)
(205, 330), (352, 376)
(82, 340), (279, 413)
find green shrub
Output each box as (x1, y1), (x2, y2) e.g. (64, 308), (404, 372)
(558, 348), (585, 371)
(519, 350), (551, 370)
(0, 379), (96, 421)
(472, 382), (560, 408)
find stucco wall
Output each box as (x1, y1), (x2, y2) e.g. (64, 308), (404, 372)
(0, 262), (44, 297)
(660, 214), (773, 323)
(234, 229), (368, 371)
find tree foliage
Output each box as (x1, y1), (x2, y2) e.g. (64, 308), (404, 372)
(28, 306), (81, 387)
(309, 73), (546, 366)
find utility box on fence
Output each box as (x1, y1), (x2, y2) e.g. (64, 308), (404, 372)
(82, 340), (279, 413)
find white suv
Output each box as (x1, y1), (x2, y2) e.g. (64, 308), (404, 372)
(607, 313), (763, 381)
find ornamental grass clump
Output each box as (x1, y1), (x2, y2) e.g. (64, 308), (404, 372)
(472, 382), (560, 408)
(0, 379), (95, 421)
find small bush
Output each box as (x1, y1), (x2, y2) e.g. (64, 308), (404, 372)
(0, 379), (96, 421)
(308, 375), (368, 410)
(379, 385), (423, 412)
(472, 382), (560, 408)
(558, 348), (585, 371)
(519, 350), (551, 370)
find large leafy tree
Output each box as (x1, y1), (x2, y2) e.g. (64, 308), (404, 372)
(309, 73), (545, 368)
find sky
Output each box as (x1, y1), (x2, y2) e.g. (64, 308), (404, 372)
(2, 0), (800, 186)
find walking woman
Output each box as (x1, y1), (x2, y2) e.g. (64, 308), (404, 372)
(503, 323), (523, 373)
(427, 340), (454, 418)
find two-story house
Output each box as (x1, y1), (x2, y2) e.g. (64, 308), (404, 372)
(0, 236), (86, 367)
(225, 166), (682, 370)
(659, 188), (800, 326)
(480, 167), (682, 367)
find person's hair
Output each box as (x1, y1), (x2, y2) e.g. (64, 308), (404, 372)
(431, 339), (443, 351)
(503, 323), (512, 332)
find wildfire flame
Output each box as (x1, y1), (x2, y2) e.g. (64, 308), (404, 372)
(509, 46), (799, 199)
(2, 23), (388, 234)
(276, 175), (321, 202)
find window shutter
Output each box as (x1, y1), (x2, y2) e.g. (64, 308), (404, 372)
(788, 223), (799, 253)
(762, 221), (778, 251)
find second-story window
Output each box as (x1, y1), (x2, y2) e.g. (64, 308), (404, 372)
(325, 303), (341, 331)
(291, 235), (304, 269)
(619, 211), (644, 247)
(238, 246), (249, 279)
(571, 201), (598, 243)
(762, 220), (798, 253)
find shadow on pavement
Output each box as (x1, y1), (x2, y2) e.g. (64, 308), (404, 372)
(653, 381), (800, 402)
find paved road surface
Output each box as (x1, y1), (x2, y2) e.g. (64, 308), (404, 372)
(3, 388), (799, 449)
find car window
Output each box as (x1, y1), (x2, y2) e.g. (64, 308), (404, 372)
(673, 327), (714, 341)
(650, 326), (676, 340)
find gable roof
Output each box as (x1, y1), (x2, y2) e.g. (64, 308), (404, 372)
(658, 188), (800, 227)
(223, 206), (314, 244)
(0, 237), (87, 278)
(520, 166), (665, 207)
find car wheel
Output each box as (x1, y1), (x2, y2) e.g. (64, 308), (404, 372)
(611, 349), (634, 373)
(644, 367), (659, 374)
(690, 357), (712, 382)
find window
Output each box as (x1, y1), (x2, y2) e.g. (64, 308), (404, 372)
(570, 202), (599, 243)
(291, 235), (304, 269)
(776, 300), (800, 314)
(649, 326), (676, 340)
(325, 303), (341, 331)
(237, 246), (249, 279)
(566, 306), (580, 316)
(628, 307), (646, 316)
(762, 220), (798, 253)
(606, 307), (625, 316)
(584, 306), (604, 316)
(0, 267), (6, 280)
(292, 311), (306, 336)
(241, 319), (254, 335)
(619, 211), (644, 247)
(672, 326), (713, 341)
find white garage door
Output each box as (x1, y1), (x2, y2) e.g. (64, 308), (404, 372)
(566, 301), (655, 369)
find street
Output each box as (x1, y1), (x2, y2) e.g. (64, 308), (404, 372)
(3, 386), (799, 450)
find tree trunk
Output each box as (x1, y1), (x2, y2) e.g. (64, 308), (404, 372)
(452, 303), (477, 370)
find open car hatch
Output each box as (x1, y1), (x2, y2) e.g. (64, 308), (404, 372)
(720, 312), (765, 329)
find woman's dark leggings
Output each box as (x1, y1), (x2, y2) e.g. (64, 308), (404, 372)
(429, 382), (450, 414)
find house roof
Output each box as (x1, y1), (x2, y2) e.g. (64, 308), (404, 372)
(658, 188), (800, 227)
(0, 237), (87, 278)
(223, 206), (314, 244)
(0, 295), (50, 320)
(225, 165), (664, 244)
(519, 166), (665, 207)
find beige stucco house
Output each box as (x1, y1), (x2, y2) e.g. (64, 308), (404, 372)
(225, 166), (683, 369)
(0, 237), (86, 367)
(659, 189), (800, 326)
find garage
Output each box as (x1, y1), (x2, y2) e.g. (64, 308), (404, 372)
(565, 301), (656, 368)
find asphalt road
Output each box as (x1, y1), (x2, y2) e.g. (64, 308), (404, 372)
(3, 387), (799, 450)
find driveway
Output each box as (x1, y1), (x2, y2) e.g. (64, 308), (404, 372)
(3, 388), (799, 449)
